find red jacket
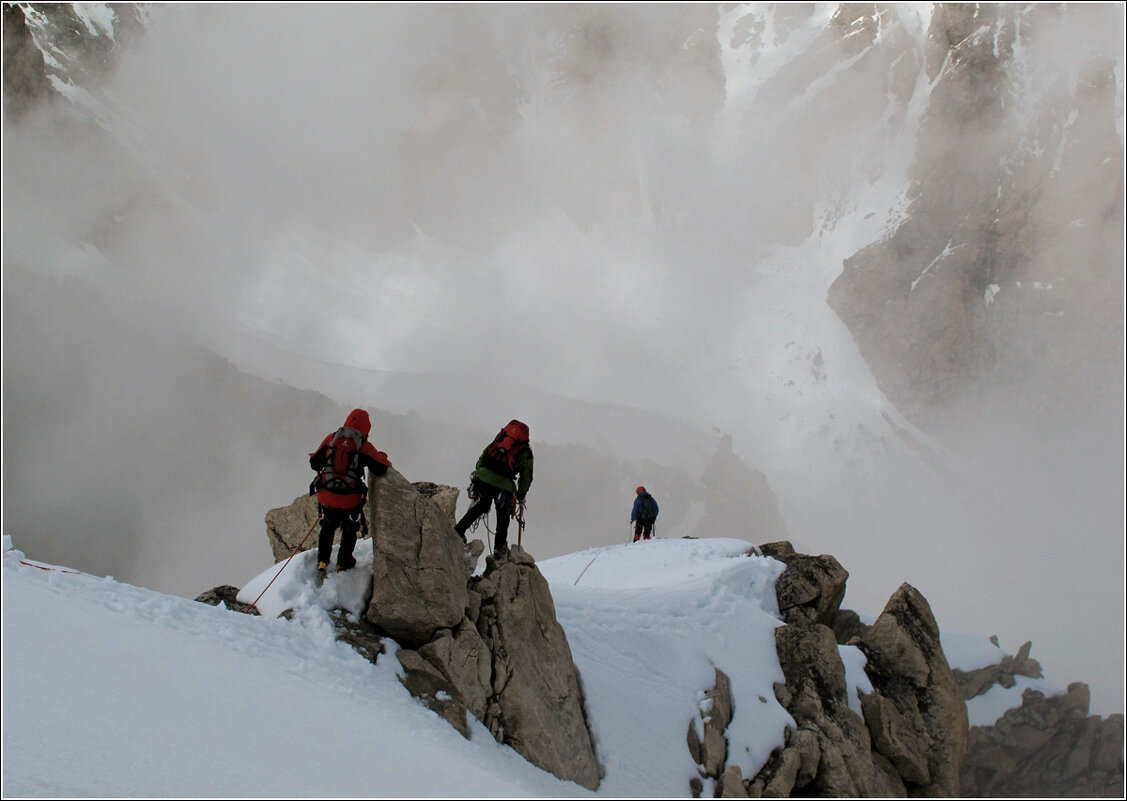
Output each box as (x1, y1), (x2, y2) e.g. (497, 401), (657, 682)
(309, 409), (390, 510)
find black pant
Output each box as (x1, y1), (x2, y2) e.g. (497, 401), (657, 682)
(455, 480), (514, 551)
(318, 505), (364, 568)
(634, 520), (654, 541)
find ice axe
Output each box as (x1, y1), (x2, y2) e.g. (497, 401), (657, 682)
(514, 500), (526, 547)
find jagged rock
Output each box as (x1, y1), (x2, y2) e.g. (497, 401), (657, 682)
(861, 692), (930, 784)
(687, 667), (735, 780)
(953, 639), (1044, 700)
(328, 609), (384, 666)
(194, 585), (260, 616)
(857, 583), (967, 795)
(395, 647), (472, 738)
(759, 541), (795, 558)
(264, 476), (462, 565)
(264, 494), (322, 562)
(412, 481), (459, 522)
(463, 538), (485, 576)
(474, 545), (601, 791)
(415, 619), (492, 723)
(766, 622), (906, 797)
(831, 608), (869, 645)
(771, 553), (848, 626)
(961, 683), (1125, 797)
(720, 764), (750, 798)
(365, 467), (468, 649)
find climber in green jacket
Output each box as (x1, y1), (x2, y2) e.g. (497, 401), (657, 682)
(454, 420), (534, 558)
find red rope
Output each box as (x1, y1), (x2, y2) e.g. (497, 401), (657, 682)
(19, 559), (82, 575)
(251, 514), (321, 609)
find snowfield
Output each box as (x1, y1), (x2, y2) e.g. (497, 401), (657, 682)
(2, 534), (1059, 798)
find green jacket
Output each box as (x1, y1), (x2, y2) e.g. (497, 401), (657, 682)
(474, 444), (534, 500)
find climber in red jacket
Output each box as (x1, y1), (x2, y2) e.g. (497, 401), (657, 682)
(309, 408), (390, 575)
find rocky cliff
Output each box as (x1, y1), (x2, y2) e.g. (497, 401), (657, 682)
(682, 541), (1123, 798)
(827, 3), (1124, 432)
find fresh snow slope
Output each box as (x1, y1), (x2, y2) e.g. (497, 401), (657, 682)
(3, 534), (1059, 798)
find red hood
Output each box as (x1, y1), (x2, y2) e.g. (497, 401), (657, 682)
(345, 408), (371, 438)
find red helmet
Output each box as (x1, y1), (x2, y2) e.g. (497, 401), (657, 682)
(636, 486), (646, 494)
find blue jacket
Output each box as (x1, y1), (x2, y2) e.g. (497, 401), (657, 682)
(631, 492), (659, 523)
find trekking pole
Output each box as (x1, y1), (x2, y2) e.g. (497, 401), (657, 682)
(251, 512), (322, 609)
(515, 501), (526, 547)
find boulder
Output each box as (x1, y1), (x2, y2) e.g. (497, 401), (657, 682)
(687, 667), (735, 781)
(474, 545), (601, 791)
(856, 582), (968, 795)
(264, 493), (321, 562)
(365, 467), (468, 648)
(771, 553), (849, 626)
(194, 585), (260, 616)
(764, 623), (905, 797)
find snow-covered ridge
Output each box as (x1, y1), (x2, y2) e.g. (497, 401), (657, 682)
(3, 533), (1068, 797)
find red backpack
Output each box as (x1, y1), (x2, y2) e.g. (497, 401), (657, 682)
(482, 420), (529, 476)
(317, 426), (366, 495)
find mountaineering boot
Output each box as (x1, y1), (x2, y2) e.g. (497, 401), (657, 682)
(493, 544), (509, 560)
(335, 559), (355, 573)
(317, 560), (329, 577)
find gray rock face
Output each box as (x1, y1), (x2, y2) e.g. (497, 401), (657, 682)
(962, 683), (1125, 797)
(771, 552), (849, 626)
(856, 583), (968, 796)
(264, 494), (323, 562)
(3, 4), (52, 117)
(473, 546), (602, 791)
(762, 622), (905, 798)
(687, 668), (735, 781)
(365, 467), (468, 649)
(828, 3), (1124, 429)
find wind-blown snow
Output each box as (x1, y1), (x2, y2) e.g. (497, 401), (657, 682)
(3, 533), (1062, 797)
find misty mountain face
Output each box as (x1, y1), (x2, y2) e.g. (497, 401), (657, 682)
(3, 2), (1123, 712)
(828, 3), (1124, 435)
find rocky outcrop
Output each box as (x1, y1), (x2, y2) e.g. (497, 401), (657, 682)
(194, 584), (260, 616)
(962, 683), (1125, 797)
(856, 583), (968, 795)
(769, 548), (849, 627)
(365, 467), (469, 648)
(954, 638), (1043, 700)
(755, 622), (906, 797)
(254, 467), (601, 790)
(473, 547), (602, 790)
(687, 668), (735, 782)
(394, 544), (601, 790)
(264, 494), (323, 562)
(718, 547), (1123, 798)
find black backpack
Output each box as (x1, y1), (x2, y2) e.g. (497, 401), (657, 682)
(637, 493), (658, 524)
